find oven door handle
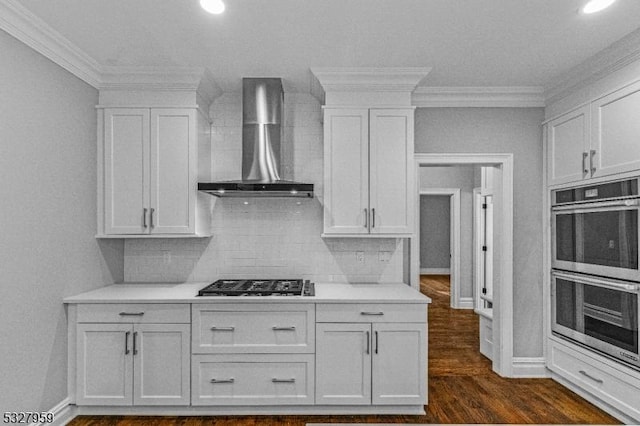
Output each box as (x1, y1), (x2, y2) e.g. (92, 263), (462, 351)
(552, 198), (639, 212)
(552, 271), (640, 292)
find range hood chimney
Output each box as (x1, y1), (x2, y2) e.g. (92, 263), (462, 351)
(198, 78), (314, 198)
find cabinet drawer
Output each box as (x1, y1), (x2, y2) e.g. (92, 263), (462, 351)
(316, 303), (426, 323)
(76, 303), (190, 324)
(549, 340), (640, 420)
(192, 304), (315, 353)
(192, 354), (314, 405)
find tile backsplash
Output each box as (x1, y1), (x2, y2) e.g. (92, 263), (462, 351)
(124, 92), (403, 283)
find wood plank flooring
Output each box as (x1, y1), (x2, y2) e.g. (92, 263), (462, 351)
(69, 275), (620, 425)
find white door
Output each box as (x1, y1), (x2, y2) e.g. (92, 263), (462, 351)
(591, 80), (640, 178)
(371, 322), (426, 405)
(315, 323), (371, 404)
(323, 109), (370, 235)
(149, 109), (196, 234)
(76, 323), (133, 405)
(369, 109), (414, 235)
(104, 108), (150, 234)
(547, 106), (590, 186)
(133, 323), (190, 405)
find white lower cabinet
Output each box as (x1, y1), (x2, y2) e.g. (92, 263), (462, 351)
(191, 354), (315, 405)
(315, 305), (427, 406)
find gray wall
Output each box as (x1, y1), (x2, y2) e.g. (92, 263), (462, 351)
(0, 30), (123, 413)
(420, 166), (477, 299)
(420, 195), (450, 269)
(415, 108), (544, 358)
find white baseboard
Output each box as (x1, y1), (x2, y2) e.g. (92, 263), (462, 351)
(457, 297), (474, 309)
(511, 357), (549, 378)
(37, 397), (76, 426)
(420, 268), (450, 275)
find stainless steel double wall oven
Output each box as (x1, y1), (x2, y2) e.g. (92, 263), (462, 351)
(551, 177), (640, 369)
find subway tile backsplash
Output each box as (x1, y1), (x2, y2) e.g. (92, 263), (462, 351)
(124, 93), (403, 283)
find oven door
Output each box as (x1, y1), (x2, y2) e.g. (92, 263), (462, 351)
(551, 271), (640, 368)
(552, 199), (640, 281)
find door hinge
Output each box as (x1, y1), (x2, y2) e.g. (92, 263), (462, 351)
(482, 288), (487, 294)
(482, 246), (487, 251)
(482, 203), (487, 209)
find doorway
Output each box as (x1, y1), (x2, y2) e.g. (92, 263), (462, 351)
(411, 153), (514, 377)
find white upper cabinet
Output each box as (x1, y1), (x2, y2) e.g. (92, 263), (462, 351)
(548, 80), (640, 186)
(323, 108), (414, 236)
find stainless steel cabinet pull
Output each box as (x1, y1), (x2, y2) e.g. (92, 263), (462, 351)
(360, 311), (384, 316)
(124, 331), (130, 355)
(375, 331), (379, 354)
(582, 152), (589, 174)
(272, 326), (296, 330)
(211, 378), (234, 383)
(210, 326), (235, 331)
(590, 149), (596, 175)
(364, 208), (368, 228)
(132, 331), (138, 355)
(366, 331), (370, 354)
(272, 378), (295, 383)
(143, 208), (148, 228)
(119, 312), (145, 316)
(150, 208), (155, 228)
(579, 370), (603, 384)
(372, 208), (375, 228)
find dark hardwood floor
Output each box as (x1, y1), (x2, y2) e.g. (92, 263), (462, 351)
(69, 275), (620, 425)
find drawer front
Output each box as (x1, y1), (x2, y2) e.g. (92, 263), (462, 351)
(192, 354), (314, 405)
(316, 303), (426, 323)
(549, 341), (640, 419)
(192, 304), (315, 353)
(77, 303), (190, 323)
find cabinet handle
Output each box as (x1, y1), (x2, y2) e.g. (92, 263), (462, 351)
(272, 326), (296, 331)
(366, 331), (370, 354)
(143, 208), (148, 228)
(119, 312), (145, 316)
(590, 149), (596, 175)
(211, 378), (235, 384)
(364, 208), (368, 228)
(579, 370), (603, 384)
(124, 331), (130, 355)
(132, 331), (138, 355)
(372, 208), (375, 228)
(272, 378), (295, 383)
(210, 326), (235, 331)
(360, 311), (384, 316)
(150, 208), (155, 228)
(582, 152), (589, 175)
(375, 331), (379, 354)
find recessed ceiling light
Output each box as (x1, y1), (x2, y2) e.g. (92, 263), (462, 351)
(581, 0), (616, 14)
(200, 0), (225, 14)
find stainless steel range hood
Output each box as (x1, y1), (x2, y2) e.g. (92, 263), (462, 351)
(198, 78), (314, 198)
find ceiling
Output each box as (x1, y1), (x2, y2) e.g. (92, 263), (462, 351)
(17, 0), (640, 93)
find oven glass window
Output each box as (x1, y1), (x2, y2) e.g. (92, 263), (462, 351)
(555, 210), (638, 269)
(555, 278), (577, 330)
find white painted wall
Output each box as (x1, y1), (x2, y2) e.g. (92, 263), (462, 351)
(415, 108), (544, 358)
(0, 30), (123, 413)
(419, 195), (450, 270)
(124, 93), (404, 284)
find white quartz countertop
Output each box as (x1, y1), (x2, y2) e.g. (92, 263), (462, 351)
(64, 282), (431, 304)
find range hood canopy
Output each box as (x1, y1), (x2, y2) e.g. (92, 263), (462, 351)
(198, 78), (314, 198)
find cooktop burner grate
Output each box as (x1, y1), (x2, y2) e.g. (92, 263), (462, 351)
(197, 279), (314, 297)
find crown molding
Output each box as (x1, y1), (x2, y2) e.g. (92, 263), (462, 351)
(0, 0), (102, 87)
(412, 86), (545, 108)
(544, 27), (640, 106)
(310, 67), (432, 93)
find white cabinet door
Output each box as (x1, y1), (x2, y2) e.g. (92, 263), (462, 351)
(547, 106), (590, 186)
(591, 80), (640, 179)
(133, 323), (190, 406)
(104, 109), (150, 234)
(369, 109), (413, 234)
(76, 323), (133, 405)
(371, 322), (426, 405)
(149, 109), (196, 234)
(315, 323), (371, 405)
(323, 109), (370, 235)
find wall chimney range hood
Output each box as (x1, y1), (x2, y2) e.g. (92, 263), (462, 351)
(198, 78), (314, 198)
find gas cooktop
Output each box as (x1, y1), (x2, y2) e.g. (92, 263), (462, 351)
(197, 279), (315, 297)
